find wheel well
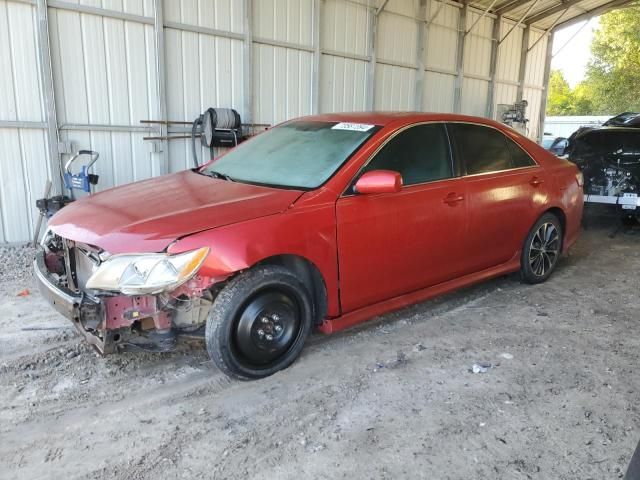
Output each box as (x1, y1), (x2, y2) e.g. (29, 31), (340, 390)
(256, 255), (328, 325)
(544, 207), (566, 246)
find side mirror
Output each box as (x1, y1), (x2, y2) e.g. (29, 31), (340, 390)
(551, 138), (568, 156)
(354, 170), (403, 194)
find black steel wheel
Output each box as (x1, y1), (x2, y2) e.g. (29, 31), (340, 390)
(520, 213), (563, 284)
(206, 265), (313, 380)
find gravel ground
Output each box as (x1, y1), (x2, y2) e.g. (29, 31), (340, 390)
(1, 217), (640, 479)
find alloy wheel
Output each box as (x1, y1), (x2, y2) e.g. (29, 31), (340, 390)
(529, 222), (560, 277)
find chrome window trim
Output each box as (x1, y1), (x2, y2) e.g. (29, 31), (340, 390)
(447, 121), (540, 175)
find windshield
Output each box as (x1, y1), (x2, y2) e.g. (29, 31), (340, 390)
(201, 120), (380, 189)
(542, 137), (555, 149)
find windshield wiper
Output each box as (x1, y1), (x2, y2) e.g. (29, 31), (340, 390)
(203, 170), (235, 182)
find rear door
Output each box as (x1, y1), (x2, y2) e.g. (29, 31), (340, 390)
(336, 123), (468, 313)
(449, 123), (545, 273)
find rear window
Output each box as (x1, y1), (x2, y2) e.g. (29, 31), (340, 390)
(450, 124), (533, 175)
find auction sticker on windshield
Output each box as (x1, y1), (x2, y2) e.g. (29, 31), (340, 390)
(332, 122), (375, 132)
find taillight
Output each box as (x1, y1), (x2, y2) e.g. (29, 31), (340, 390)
(575, 171), (584, 187)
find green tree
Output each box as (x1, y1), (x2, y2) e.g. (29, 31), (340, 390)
(546, 6), (640, 116)
(547, 70), (577, 115)
(584, 6), (640, 114)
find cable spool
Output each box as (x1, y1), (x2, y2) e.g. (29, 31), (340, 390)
(192, 107), (244, 168)
(201, 108), (241, 148)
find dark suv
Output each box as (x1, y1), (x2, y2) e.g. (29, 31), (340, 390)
(566, 113), (640, 215)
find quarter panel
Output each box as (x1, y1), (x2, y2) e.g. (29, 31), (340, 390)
(464, 166), (549, 271)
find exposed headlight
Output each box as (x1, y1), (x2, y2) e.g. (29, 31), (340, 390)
(86, 247), (209, 295)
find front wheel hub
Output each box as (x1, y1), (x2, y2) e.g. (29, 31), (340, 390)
(234, 291), (300, 365)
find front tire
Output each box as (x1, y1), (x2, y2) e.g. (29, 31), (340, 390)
(520, 213), (563, 284)
(206, 265), (313, 380)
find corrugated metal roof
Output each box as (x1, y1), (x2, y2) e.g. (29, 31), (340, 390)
(468, 0), (634, 31)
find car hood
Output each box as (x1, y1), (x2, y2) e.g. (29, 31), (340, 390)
(48, 170), (304, 253)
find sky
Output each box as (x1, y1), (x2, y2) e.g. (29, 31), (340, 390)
(550, 18), (599, 87)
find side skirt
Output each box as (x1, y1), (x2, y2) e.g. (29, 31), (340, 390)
(318, 257), (521, 334)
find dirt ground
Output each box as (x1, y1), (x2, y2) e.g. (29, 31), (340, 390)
(1, 216), (640, 479)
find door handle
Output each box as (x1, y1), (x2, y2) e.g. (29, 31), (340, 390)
(443, 193), (464, 205)
(529, 176), (544, 187)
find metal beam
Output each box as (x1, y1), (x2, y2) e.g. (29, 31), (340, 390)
(453, 0), (468, 113)
(517, 25), (530, 101)
(526, 0), (587, 25)
(153, 0), (168, 175)
(486, 14), (502, 118)
(496, 0), (534, 14)
(414, 0), (427, 110)
(0, 120), (47, 129)
(58, 123), (155, 133)
(163, 21), (244, 40)
(366, 2), (378, 110)
(376, 0), (390, 16)
(552, 18), (589, 56)
(365, 0), (390, 111)
(427, 0), (446, 24)
(499, 0), (540, 44)
(527, 8), (567, 51)
(243, 0), (253, 123)
(311, 0), (321, 113)
(36, 0), (61, 191)
(552, 0), (635, 29)
(253, 36), (315, 52)
(538, 31), (554, 142)
(465, 0), (500, 35)
(48, 0), (154, 25)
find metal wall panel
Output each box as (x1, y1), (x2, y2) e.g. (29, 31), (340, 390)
(523, 86), (543, 140)
(164, 26), (244, 170)
(377, 10), (418, 66)
(163, 0), (243, 32)
(461, 77), (489, 116)
(374, 63), (416, 111)
(424, 2), (458, 72)
(463, 9), (493, 77)
(0, 0), (51, 243)
(423, 71), (455, 113)
(496, 20), (523, 83)
(524, 29), (547, 86)
(252, 44), (314, 124)
(320, 0), (370, 114)
(494, 82), (518, 108)
(60, 0), (154, 18)
(48, 2), (161, 186)
(321, 0), (369, 56)
(385, 0), (418, 17)
(320, 55), (368, 112)
(254, 0), (313, 45)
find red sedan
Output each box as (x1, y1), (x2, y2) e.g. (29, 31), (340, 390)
(36, 112), (584, 379)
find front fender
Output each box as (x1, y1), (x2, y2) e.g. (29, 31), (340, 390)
(167, 202), (340, 317)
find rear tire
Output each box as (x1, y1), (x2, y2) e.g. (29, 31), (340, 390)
(206, 265), (313, 380)
(520, 213), (563, 284)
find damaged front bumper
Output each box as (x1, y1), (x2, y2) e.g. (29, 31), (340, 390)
(34, 248), (207, 354)
(34, 250), (112, 352)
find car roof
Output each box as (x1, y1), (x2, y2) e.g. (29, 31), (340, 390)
(579, 126), (640, 135)
(602, 112), (640, 127)
(294, 111), (509, 129)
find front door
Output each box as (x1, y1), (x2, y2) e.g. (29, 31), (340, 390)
(336, 123), (468, 313)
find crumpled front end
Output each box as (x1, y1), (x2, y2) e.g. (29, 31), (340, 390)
(34, 231), (216, 354)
